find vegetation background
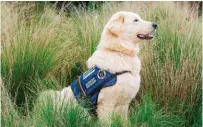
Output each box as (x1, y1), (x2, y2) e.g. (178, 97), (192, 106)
(1, 1), (202, 127)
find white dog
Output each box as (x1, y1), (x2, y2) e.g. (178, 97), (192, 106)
(39, 11), (157, 123)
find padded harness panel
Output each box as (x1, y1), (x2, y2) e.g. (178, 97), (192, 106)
(70, 66), (129, 116)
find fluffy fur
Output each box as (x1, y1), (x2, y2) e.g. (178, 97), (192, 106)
(39, 11), (156, 123)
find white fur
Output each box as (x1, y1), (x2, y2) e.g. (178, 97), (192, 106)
(39, 11), (156, 123)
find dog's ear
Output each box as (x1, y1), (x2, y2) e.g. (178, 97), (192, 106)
(107, 13), (125, 37)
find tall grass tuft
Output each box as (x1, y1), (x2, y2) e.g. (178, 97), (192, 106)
(138, 2), (202, 120)
(1, 2), (82, 109)
(130, 94), (184, 127)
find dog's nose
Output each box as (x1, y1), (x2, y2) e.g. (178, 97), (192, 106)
(152, 23), (157, 29)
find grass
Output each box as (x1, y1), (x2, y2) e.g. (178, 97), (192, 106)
(130, 94), (184, 127)
(1, 1), (202, 127)
(2, 90), (184, 127)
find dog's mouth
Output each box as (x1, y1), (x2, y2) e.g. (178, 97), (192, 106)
(137, 34), (153, 40)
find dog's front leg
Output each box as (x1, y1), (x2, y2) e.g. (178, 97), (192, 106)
(97, 103), (115, 126)
(115, 104), (129, 120)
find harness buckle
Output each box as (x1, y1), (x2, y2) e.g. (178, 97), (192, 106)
(97, 70), (106, 79)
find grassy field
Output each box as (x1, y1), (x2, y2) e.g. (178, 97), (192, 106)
(1, 2), (202, 127)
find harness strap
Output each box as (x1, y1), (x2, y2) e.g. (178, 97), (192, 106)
(115, 70), (131, 75)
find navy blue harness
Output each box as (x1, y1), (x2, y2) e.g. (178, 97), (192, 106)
(70, 66), (130, 116)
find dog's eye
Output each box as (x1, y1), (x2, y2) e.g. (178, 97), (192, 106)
(134, 19), (139, 22)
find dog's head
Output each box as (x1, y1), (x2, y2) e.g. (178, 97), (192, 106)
(104, 11), (157, 42)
